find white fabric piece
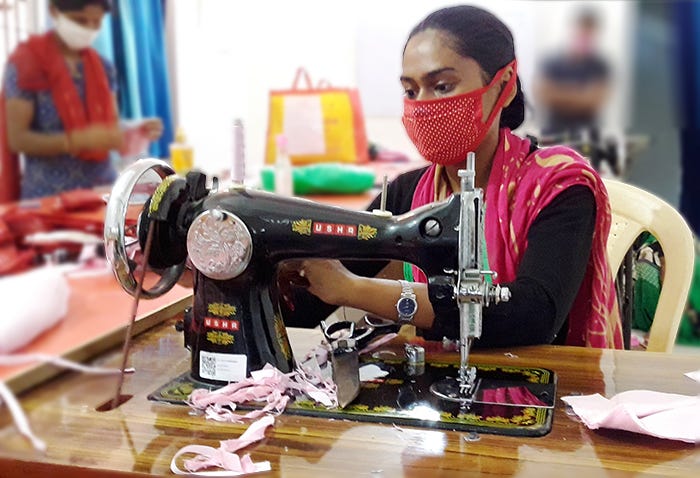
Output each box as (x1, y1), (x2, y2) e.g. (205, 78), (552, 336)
(562, 390), (700, 443)
(0, 267), (70, 354)
(685, 370), (700, 383)
(23, 230), (102, 245)
(359, 363), (389, 382)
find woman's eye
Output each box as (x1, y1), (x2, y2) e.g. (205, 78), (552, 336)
(435, 83), (454, 96)
(403, 88), (416, 99)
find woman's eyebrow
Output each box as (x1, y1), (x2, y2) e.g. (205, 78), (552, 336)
(400, 67), (458, 83)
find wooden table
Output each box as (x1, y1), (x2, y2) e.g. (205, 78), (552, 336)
(1, 313), (698, 477)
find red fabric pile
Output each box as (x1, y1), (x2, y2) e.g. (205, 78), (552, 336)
(0, 189), (105, 276)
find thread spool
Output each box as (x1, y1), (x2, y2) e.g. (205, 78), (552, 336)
(232, 119), (245, 185)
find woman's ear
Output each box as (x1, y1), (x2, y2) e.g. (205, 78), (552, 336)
(501, 67), (517, 107)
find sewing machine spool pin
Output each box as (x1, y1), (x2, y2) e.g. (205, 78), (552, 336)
(380, 175), (388, 212)
(372, 174), (392, 219)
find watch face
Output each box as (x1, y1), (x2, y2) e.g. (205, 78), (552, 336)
(397, 297), (418, 317)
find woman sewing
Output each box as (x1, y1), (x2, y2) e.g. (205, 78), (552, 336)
(0, 0), (162, 202)
(284, 5), (623, 349)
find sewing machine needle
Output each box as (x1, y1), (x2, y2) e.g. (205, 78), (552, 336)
(110, 222), (155, 410)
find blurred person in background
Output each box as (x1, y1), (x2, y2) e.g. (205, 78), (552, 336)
(0, 0), (162, 203)
(534, 7), (611, 147)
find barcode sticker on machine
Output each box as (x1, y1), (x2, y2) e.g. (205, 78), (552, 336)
(199, 351), (247, 382)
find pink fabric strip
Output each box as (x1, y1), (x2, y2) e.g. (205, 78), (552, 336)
(170, 415), (274, 476)
(187, 364), (338, 420)
(0, 353), (135, 374)
(0, 381), (46, 452)
(175, 361), (343, 474)
(562, 391), (700, 443)
(0, 355), (132, 453)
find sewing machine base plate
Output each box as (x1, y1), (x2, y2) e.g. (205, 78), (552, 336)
(149, 356), (556, 437)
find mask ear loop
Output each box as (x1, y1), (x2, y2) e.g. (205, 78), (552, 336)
(481, 60), (519, 128)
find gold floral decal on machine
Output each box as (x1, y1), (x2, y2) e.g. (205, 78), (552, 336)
(274, 314), (292, 360)
(357, 224), (377, 240)
(149, 175), (177, 214)
(292, 219), (312, 236)
(206, 331), (234, 346)
(208, 303), (237, 317)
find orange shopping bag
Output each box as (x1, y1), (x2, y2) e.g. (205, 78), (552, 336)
(265, 67), (369, 165)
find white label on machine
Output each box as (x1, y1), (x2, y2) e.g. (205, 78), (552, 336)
(199, 351), (247, 382)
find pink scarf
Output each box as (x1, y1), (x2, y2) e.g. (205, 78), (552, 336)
(411, 128), (623, 348)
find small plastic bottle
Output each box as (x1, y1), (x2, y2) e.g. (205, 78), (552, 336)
(274, 134), (293, 196)
(170, 127), (194, 175)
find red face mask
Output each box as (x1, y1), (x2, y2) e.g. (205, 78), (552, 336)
(402, 60), (517, 166)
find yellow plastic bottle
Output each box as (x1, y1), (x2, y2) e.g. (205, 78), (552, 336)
(170, 127), (194, 175)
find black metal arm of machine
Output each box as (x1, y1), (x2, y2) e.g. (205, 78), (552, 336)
(107, 161), (463, 384)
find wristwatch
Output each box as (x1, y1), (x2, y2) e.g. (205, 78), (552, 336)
(396, 280), (418, 325)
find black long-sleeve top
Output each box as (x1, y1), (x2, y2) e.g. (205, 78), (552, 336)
(282, 166), (596, 348)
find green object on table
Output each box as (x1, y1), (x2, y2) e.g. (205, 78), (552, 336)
(261, 163), (375, 195)
(677, 252), (700, 345)
(632, 233), (661, 332)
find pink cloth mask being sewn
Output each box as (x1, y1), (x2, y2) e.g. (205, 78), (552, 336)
(402, 60), (517, 166)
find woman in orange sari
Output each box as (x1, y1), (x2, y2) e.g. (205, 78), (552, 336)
(0, 0), (161, 202)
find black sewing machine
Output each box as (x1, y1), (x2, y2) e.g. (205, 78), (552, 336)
(104, 157), (513, 406)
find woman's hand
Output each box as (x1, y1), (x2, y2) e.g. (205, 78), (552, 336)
(139, 117), (164, 141)
(276, 259), (358, 308)
(297, 259), (358, 306)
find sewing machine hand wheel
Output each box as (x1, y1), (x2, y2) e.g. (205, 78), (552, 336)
(104, 158), (185, 298)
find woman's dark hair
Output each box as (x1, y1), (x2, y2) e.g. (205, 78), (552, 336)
(406, 5), (525, 130)
(51, 0), (111, 12)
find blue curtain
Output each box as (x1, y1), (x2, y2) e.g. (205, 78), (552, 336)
(93, 13), (115, 64)
(109, 0), (174, 158)
(675, 2), (700, 234)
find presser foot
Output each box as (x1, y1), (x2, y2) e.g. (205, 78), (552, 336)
(429, 366), (481, 406)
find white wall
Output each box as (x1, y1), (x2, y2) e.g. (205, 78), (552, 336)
(167, 0), (634, 182)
